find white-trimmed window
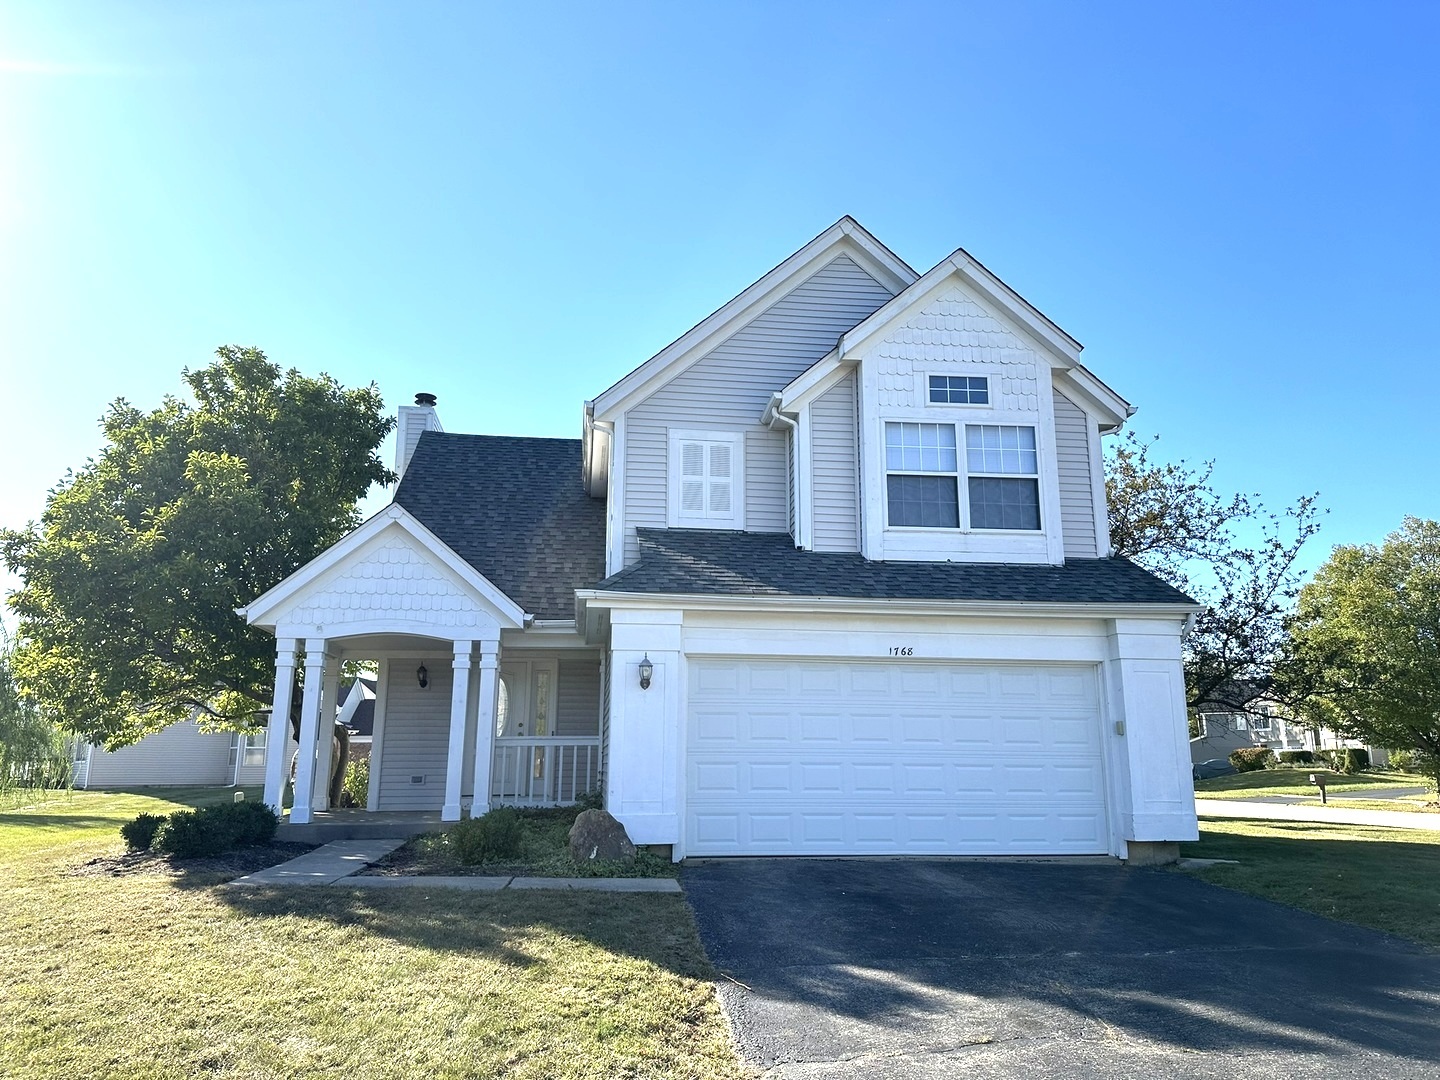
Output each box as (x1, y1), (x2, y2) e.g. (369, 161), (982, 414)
(884, 421), (1041, 531)
(928, 374), (990, 405)
(241, 730), (267, 767)
(667, 430), (744, 529)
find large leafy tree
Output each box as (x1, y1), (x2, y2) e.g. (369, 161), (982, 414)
(1281, 518), (1440, 786)
(1, 348), (394, 800)
(1106, 432), (1323, 711)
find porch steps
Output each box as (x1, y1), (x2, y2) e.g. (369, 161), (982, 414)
(278, 811), (450, 843)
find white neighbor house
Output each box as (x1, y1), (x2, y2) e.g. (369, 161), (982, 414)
(72, 720), (267, 789)
(240, 218), (1201, 863)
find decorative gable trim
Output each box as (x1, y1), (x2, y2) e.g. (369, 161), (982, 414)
(588, 217), (917, 423)
(240, 504), (527, 632)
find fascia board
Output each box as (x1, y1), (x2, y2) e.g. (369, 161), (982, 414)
(573, 589), (1202, 619)
(242, 504), (528, 629)
(1053, 368), (1132, 431)
(839, 250), (1083, 369)
(590, 221), (917, 421)
(777, 349), (860, 412)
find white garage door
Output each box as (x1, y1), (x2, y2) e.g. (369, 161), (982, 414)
(686, 660), (1109, 856)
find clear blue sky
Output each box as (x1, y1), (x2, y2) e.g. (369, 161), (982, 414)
(2, 1), (1437, 604)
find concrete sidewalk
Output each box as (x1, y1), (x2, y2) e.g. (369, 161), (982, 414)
(1197, 798), (1440, 831)
(227, 838), (407, 886)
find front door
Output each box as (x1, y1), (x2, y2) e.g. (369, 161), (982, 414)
(493, 660), (558, 799)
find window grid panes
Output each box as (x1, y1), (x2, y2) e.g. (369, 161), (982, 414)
(884, 422), (1043, 532)
(928, 374), (990, 405)
(885, 423), (959, 528)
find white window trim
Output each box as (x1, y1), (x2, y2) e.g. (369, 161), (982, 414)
(921, 369), (998, 409)
(666, 429), (745, 530)
(882, 419), (1042, 534)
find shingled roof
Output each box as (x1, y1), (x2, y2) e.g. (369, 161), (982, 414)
(593, 528), (1197, 607)
(393, 432), (605, 620)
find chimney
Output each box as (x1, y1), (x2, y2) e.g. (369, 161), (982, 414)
(395, 392), (443, 480)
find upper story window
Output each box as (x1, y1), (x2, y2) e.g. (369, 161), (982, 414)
(928, 374), (990, 405)
(667, 429), (744, 529)
(885, 422), (1040, 531)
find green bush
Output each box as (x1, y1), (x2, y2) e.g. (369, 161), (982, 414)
(1278, 750), (1315, 765)
(1229, 747), (1275, 773)
(574, 789), (603, 812)
(450, 806), (524, 864)
(1337, 748), (1370, 774)
(151, 801), (278, 858)
(340, 757), (370, 808)
(120, 812), (166, 853)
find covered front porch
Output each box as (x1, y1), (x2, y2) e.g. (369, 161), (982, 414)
(240, 505), (604, 827)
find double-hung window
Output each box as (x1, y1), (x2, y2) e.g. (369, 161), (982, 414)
(885, 421), (1041, 530)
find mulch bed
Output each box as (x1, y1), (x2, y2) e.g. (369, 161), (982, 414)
(67, 841), (317, 881)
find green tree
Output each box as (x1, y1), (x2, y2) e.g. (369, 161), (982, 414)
(1, 347), (394, 803)
(1106, 432), (1324, 711)
(1281, 517), (1440, 788)
(0, 630), (70, 795)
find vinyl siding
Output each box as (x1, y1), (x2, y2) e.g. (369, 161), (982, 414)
(1053, 388), (1099, 559)
(555, 657), (602, 737)
(622, 254), (895, 563)
(786, 428), (797, 538)
(598, 653), (611, 801)
(810, 371), (860, 552)
(80, 719), (231, 788)
(377, 658), (450, 810)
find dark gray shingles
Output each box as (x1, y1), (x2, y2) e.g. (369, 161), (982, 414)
(595, 528), (1197, 606)
(393, 432), (605, 620)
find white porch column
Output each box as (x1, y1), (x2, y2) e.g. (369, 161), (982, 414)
(290, 642), (327, 825)
(262, 637), (298, 815)
(442, 641), (475, 822)
(469, 636), (501, 818)
(311, 654), (342, 812)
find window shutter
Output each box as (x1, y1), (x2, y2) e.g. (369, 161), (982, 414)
(707, 441), (732, 515)
(680, 441), (706, 513)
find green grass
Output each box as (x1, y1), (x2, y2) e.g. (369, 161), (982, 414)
(375, 805), (679, 879)
(1183, 817), (1440, 946)
(0, 789), (742, 1080)
(1194, 767), (1430, 799)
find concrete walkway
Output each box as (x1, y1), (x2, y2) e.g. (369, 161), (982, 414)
(1197, 798), (1440, 831)
(226, 839), (681, 892)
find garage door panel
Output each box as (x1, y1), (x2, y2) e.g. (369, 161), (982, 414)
(686, 660), (1108, 856)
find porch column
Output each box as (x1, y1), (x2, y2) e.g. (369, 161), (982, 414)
(469, 635), (501, 818)
(442, 641), (474, 822)
(311, 654), (342, 812)
(262, 637), (298, 815)
(290, 641), (327, 825)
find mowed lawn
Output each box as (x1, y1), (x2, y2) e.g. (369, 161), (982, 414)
(0, 789), (744, 1080)
(1195, 767), (1431, 800)
(1183, 817), (1440, 947)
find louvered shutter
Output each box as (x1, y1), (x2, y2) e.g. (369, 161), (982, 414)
(707, 441), (732, 515)
(680, 441), (706, 513)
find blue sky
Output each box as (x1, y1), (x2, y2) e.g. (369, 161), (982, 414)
(2, 1), (1437, 604)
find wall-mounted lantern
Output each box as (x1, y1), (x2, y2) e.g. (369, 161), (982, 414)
(638, 654), (654, 691)
(417, 664), (429, 690)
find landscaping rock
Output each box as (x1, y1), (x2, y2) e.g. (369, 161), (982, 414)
(568, 809), (636, 864)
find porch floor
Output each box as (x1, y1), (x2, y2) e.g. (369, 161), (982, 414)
(279, 808), (451, 843)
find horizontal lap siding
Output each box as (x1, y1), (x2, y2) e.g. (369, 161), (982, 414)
(556, 658), (602, 737)
(810, 372), (860, 552)
(623, 254), (894, 563)
(1053, 389), (1099, 559)
(378, 658), (451, 810)
(82, 720), (231, 787)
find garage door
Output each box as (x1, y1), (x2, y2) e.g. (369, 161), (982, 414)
(686, 660), (1108, 856)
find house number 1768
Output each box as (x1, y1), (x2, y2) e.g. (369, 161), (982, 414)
(889, 646), (914, 656)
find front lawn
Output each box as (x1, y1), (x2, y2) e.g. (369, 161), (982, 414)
(0, 789), (742, 1080)
(1194, 767), (1429, 799)
(1182, 817), (1440, 947)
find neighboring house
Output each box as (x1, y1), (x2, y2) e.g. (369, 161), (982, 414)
(240, 218), (1202, 861)
(338, 676), (378, 760)
(1191, 702), (1389, 766)
(71, 719), (267, 789)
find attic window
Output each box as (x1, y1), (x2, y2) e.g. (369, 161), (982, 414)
(667, 430), (744, 529)
(928, 375), (989, 405)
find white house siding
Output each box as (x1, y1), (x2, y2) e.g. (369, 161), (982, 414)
(599, 652), (611, 797)
(1053, 388), (1099, 559)
(555, 657), (602, 737)
(79, 719), (232, 788)
(786, 427), (797, 538)
(810, 371), (860, 552)
(377, 658), (451, 811)
(622, 254), (896, 563)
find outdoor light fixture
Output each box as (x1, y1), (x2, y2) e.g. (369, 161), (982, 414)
(416, 664), (429, 690)
(638, 654), (653, 690)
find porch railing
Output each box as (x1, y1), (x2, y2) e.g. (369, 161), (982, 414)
(491, 737), (600, 807)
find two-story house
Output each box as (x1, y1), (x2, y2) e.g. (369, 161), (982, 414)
(241, 218), (1201, 863)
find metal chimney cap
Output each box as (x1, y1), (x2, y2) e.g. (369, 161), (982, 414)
(414, 393), (437, 407)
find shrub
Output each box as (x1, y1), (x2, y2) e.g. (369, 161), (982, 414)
(340, 757), (369, 808)
(1337, 748), (1370, 774)
(1229, 747), (1275, 773)
(151, 801), (278, 858)
(574, 789), (603, 812)
(1278, 750), (1315, 765)
(120, 812), (166, 853)
(450, 807), (523, 864)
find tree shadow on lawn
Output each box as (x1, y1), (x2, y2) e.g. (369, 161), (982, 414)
(212, 881), (717, 981)
(680, 856), (1440, 1065)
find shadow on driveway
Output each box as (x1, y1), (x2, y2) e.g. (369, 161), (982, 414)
(681, 859), (1440, 1078)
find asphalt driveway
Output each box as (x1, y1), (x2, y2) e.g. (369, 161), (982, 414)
(682, 858), (1440, 1078)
